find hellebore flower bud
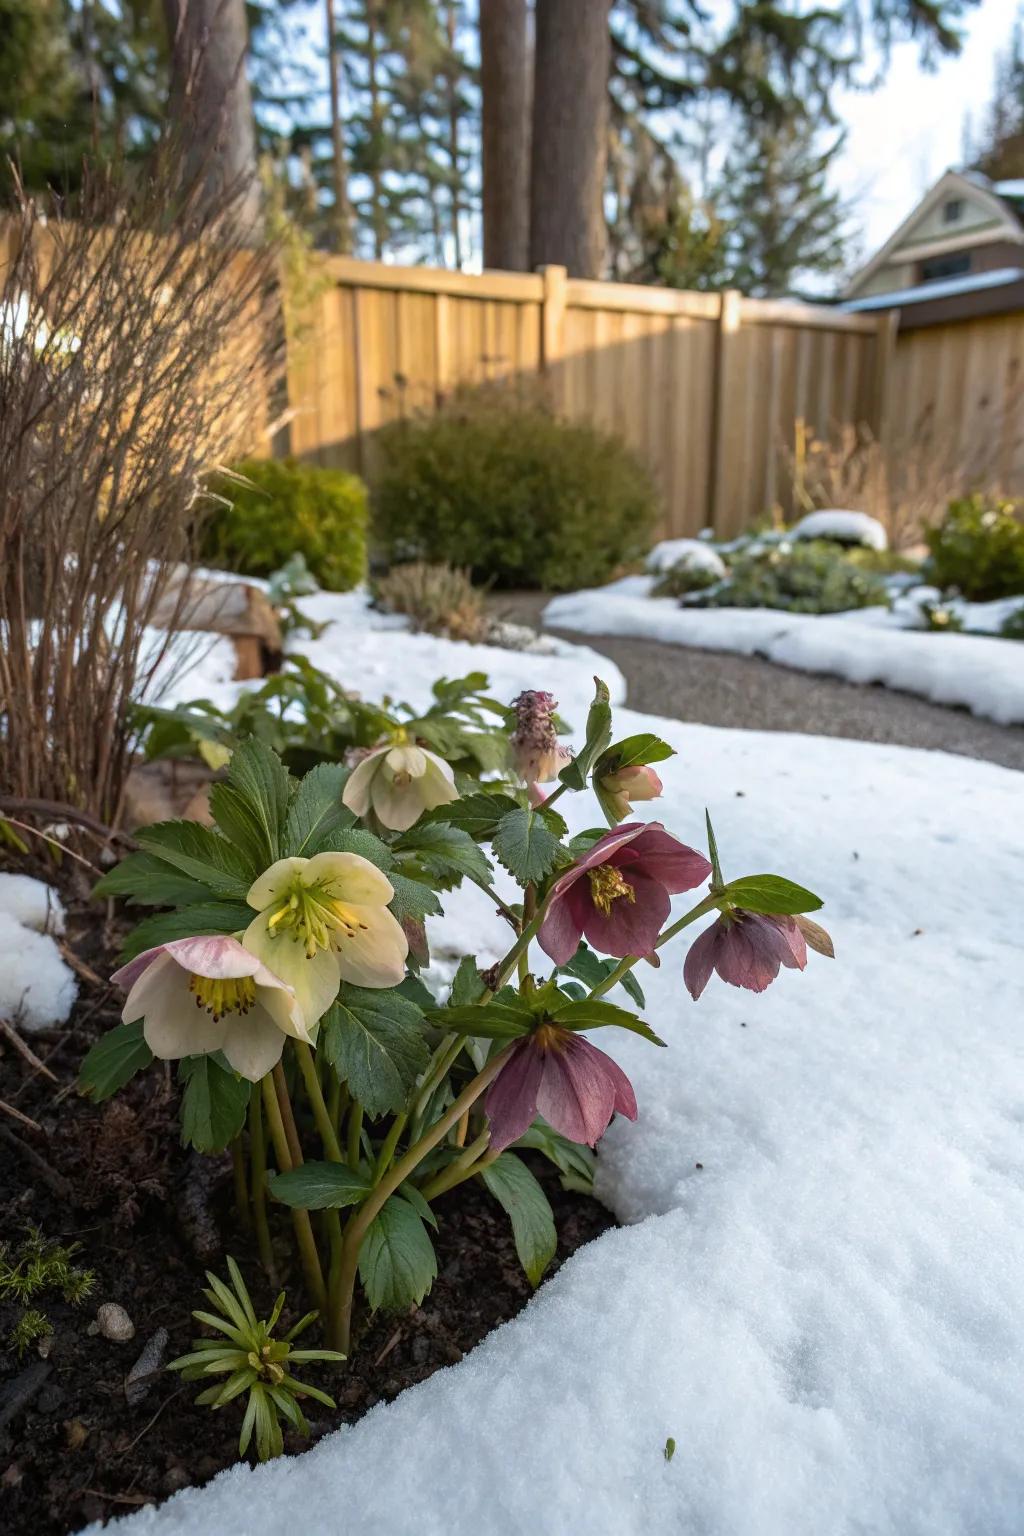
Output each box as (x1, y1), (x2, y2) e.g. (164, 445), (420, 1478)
(508, 690), (572, 786)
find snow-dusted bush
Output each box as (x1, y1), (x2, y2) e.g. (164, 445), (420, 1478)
(792, 510), (888, 552)
(81, 678), (830, 1429)
(646, 539), (727, 579)
(925, 496), (1024, 601)
(689, 540), (890, 615)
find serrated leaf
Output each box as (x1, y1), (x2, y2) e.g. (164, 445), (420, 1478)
(596, 733), (675, 774)
(394, 822), (492, 886)
(397, 973), (437, 1009)
(449, 955), (485, 1008)
(283, 763), (355, 857)
(358, 1195), (437, 1311)
(320, 987), (429, 1117)
(427, 1001), (532, 1039)
(134, 822), (253, 899)
(224, 738), (292, 866)
(425, 791), (521, 840)
(312, 826), (393, 870)
(548, 995), (665, 1046)
(492, 807), (561, 886)
(178, 1056), (251, 1153)
(558, 678), (613, 791)
(207, 783), (271, 873)
(269, 1161), (372, 1209)
(481, 1154), (557, 1287)
(558, 945), (645, 1008)
(118, 901), (254, 963)
(721, 874), (823, 915)
(92, 852), (216, 908)
(516, 1122), (596, 1192)
(78, 1020), (153, 1102)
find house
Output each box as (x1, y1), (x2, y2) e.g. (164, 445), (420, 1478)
(842, 169), (1024, 326)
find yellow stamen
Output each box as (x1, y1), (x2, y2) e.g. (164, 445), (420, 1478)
(189, 973), (257, 1023)
(587, 864), (637, 916)
(260, 878), (369, 959)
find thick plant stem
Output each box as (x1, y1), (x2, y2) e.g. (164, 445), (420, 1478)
(230, 1135), (251, 1232)
(333, 1048), (510, 1354)
(249, 1091), (276, 1283)
(420, 1128), (492, 1199)
(374, 1112), (407, 1181)
(272, 1062), (304, 1165)
(408, 1033), (462, 1139)
(295, 1042), (344, 1163)
(260, 1075), (327, 1314)
(346, 1101), (364, 1170)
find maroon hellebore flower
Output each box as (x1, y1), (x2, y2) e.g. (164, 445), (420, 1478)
(538, 821), (712, 965)
(485, 1023), (638, 1152)
(684, 910), (820, 998)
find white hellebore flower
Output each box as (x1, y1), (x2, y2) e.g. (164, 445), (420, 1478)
(342, 741), (458, 832)
(111, 935), (311, 1083)
(243, 851), (408, 1025)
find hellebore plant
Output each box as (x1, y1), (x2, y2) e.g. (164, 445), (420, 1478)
(81, 675), (830, 1373)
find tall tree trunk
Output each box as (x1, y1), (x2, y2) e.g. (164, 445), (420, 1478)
(480, 0), (529, 271)
(366, 4), (385, 259)
(162, 0), (261, 232)
(445, 2), (463, 268)
(529, 0), (610, 278)
(324, 0), (353, 251)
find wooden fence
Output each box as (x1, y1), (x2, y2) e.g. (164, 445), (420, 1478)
(285, 255), (1023, 540)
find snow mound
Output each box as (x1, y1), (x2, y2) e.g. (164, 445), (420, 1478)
(647, 539), (727, 579)
(792, 510), (888, 551)
(0, 912), (77, 1031)
(544, 585), (1024, 726)
(0, 872), (66, 935)
(93, 708), (1024, 1536)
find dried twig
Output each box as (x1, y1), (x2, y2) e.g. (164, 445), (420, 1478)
(0, 1016), (59, 1082)
(57, 941), (106, 990)
(0, 1098), (42, 1133)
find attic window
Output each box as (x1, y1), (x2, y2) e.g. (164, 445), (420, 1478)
(942, 198), (964, 224)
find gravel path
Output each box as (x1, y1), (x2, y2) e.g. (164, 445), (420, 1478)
(492, 593), (1024, 773)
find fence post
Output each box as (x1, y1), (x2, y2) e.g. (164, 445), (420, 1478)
(538, 264), (567, 403)
(707, 288), (742, 536)
(872, 307), (899, 448)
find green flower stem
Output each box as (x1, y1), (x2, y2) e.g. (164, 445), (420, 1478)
(261, 1074), (327, 1315)
(333, 1047), (511, 1354)
(419, 1129), (493, 1200)
(294, 1042), (344, 1164)
(407, 1033), (463, 1141)
(373, 1112), (407, 1182)
(519, 884), (537, 986)
(587, 893), (720, 1000)
(327, 1074), (343, 1137)
(485, 908), (546, 998)
(346, 1101), (364, 1171)
(249, 1091), (276, 1284)
(230, 1135), (251, 1233)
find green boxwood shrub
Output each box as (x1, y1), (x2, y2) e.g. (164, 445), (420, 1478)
(690, 539), (890, 614)
(369, 389), (658, 591)
(203, 458), (368, 590)
(924, 495), (1024, 601)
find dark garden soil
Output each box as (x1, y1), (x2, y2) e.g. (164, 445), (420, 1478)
(0, 888), (615, 1536)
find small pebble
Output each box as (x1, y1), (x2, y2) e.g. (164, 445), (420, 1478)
(95, 1303), (136, 1343)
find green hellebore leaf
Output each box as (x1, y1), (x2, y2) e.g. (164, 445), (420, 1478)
(386, 871), (443, 925)
(394, 821), (493, 887)
(269, 1161), (372, 1210)
(557, 678), (613, 791)
(558, 944), (645, 1008)
(424, 791), (521, 841)
(515, 1122), (597, 1193)
(481, 1154), (557, 1288)
(548, 995), (666, 1047)
(358, 1195), (437, 1311)
(92, 852), (217, 908)
(134, 821), (254, 900)
(282, 762), (355, 858)
(595, 732), (675, 775)
(320, 987), (430, 1118)
(178, 1055), (251, 1153)
(117, 901), (255, 963)
(448, 954), (486, 1008)
(78, 1020), (153, 1102)
(720, 874), (824, 915)
(426, 1001), (533, 1040)
(705, 809), (725, 889)
(222, 738), (293, 866)
(492, 807), (562, 886)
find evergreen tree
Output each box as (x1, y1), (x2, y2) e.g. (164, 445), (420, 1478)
(971, 17), (1024, 181)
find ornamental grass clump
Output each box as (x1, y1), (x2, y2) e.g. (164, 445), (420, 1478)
(81, 674), (831, 1372)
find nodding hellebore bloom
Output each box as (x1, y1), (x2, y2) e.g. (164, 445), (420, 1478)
(243, 852), (408, 1025)
(111, 936), (311, 1082)
(597, 762), (663, 825)
(342, 740), (458, 832)
(539, 821), (713, 965)
(508, 690), (572, 787)
(683, 911), (833, 999)
(485, 1023), (637, 1152)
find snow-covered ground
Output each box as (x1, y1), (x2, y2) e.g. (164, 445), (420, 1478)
(97, 613), (1024, 1535)
(546, 576), (1024, 727)
(146, 588), (625, 725)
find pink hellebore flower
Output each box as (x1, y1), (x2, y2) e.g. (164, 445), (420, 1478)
(508, 690), (572, 786)
(538, 821), (713, 965)
(485, 1024), (637, 1152)
(111, 935), (311, 1082)
(342, 741), (458, 832)
(598, 763), (663, 823)
(683, 911), (832, 999)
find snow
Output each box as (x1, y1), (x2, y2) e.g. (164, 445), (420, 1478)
(646, 538), (728, 578)
(93, 691), (1024, 1536)
(0, 872), (66, 935)
(792, 509), (888, 551)
(544, 583), (1024, 726)
(0, 911), (77, 1032)
(134, 628), (240, 713)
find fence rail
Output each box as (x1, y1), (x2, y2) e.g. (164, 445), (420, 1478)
(286, 256), (1022, 539)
